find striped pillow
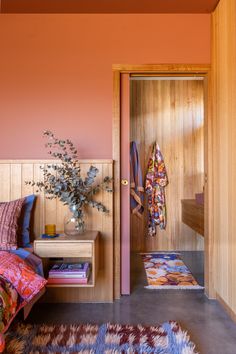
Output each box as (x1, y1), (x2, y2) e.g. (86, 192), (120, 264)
(0, 198), (25, 250)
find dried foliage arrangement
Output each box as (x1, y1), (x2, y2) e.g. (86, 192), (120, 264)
(26, 130), (112, 231)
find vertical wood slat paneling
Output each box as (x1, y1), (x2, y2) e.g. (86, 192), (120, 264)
(0, 164), (11, 202)
(10, 164), (22, 200)
(33, 163), (45, 238)
(130, 79), (204, 252)
(212, 0), (236, 318)
(0, 159), (113, 303)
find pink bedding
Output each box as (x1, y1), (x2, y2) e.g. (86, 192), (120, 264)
(0, 252), (47, 352)
(0, 251), (46, 302)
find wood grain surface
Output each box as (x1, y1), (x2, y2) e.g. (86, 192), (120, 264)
(130, 79), (204, 251)
(181, 199), (204, 236)
(212, 0), (236, 319)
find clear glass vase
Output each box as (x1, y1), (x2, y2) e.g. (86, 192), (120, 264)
(64, 207), (85, 236)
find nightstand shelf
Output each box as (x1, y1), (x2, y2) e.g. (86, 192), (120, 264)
(46, 278), (94, 288)
(34, 231), (99, 288)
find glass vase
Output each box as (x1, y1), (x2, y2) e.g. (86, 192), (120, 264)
(64, 208), (85, 236)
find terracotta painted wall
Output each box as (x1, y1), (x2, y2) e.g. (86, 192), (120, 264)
(0, 15), (210, 158)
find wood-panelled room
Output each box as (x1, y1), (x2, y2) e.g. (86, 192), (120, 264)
(130, 77), (204, 252)
(129, 76), (205, 290)
(0, 0), (236, 353)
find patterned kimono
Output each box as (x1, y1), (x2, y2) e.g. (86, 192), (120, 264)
(130, 141), (144, 218)
(145, 143), (168, 236)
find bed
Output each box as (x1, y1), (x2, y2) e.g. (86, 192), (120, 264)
(0, 250), (46, 352)
(0, 196), (47, 352)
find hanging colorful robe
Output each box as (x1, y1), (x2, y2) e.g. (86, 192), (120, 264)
(145, 142), (168, 236)
(130, 141), (144, 218)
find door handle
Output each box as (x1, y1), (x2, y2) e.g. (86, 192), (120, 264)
(121, 179), (129, 186)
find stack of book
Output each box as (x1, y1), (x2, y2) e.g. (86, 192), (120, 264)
(47, 262), (90, 285)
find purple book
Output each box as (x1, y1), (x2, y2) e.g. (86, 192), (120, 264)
(49, 262), (90, 275)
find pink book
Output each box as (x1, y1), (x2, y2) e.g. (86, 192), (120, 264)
(47, 277), (88, 284)
(49, 273), (88, 279)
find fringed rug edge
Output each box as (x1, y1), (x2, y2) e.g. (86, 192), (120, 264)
(145, 285), (204, 290)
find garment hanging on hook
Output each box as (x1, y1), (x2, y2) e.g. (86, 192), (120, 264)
(130, 141), (144, 218)
(145, 142), (168, 236)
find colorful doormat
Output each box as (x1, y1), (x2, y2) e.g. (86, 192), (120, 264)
(141, 253), (204, 289)
(5, 321), (198, 353)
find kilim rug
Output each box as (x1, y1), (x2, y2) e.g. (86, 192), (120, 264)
(5, 321), (198, 353)
(141, 253), (204, 289)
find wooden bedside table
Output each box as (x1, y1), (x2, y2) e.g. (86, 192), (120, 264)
(34, 231), (99, 288)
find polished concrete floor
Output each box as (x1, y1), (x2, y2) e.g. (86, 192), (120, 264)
(27, 252), (236, 354)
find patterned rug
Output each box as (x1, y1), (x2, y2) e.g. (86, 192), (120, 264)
(5, 321), (198, 353)
(141, 253), (204, 289)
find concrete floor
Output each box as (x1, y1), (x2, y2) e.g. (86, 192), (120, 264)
(27, 252), (236, 354)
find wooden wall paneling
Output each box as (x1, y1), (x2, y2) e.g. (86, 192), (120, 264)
(130, 79), (204, 252)
(10, 164), (22, 200)
(100, 163), (113, 299)
(45, 164), (57, 227)
(181, 200), (204, 236)
(56, 171), (68, 233)
(202, 72), (213, 296)
(33, 163), (45, 238)
(0, 159), (113, 303)
(183, 80), (205, 249)
(45, 195), (57, 227)
(21, 164), (34, 196)
(212, 0), (236, 317)
(213, 0), (229, 302)
(130, 81), (144, 251)
(0, 164), (10, 202)
(174, 80), (185, 250)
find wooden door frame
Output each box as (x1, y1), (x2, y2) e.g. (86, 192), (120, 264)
(112, 64), (215, 300)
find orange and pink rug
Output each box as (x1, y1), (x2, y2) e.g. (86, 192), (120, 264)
(141, 253), (204, 289)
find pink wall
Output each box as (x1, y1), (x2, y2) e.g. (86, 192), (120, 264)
(0, 14), (210, 159)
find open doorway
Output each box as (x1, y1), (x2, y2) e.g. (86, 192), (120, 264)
(112, 64), (213, 300)
(130, 76), (204, 292)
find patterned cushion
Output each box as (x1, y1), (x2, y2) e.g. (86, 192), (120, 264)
(0, 198), (25, 250)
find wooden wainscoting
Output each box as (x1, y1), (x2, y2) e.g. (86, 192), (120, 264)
(212, 0), (236, 318)
(0, 159), (113, 303)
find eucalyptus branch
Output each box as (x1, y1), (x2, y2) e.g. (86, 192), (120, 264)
(25, 130), (113, 219)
